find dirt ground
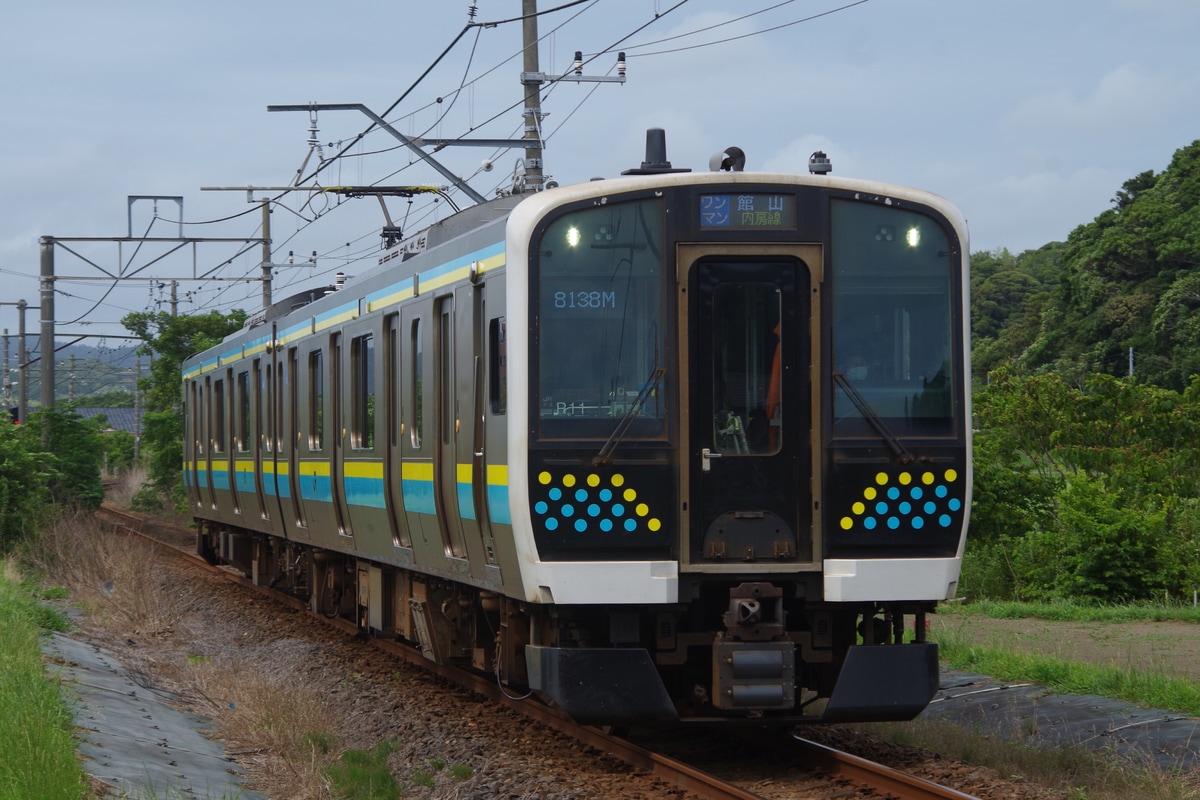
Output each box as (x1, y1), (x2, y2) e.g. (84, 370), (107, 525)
(929, 613), (1200, 684)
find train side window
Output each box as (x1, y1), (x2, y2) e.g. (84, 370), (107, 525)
(410, 319), (422, 450)
(351, 333), (376, 450)
(213, 378), (226, 454)
(236, 370), (250, 452)
(189, 381), (200, 456)
(386, 316), (399, 447)
(489, 316), (507, 415)
(197, 382), (206, 455)
(308, 349), (324, 451)
(263, 362), (273, 453)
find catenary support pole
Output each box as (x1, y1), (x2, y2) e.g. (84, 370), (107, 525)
(39, 237), (55, 413)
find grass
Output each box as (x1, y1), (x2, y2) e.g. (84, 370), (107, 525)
(861, 599), (1200, 800)
(326, 740), (402, 800)
(858, 715), (1200, 800)
(0, 557), (91, 800)
(14, 513), (349, 799)
(947, 598), (1200, 624)
(933, 602), (1200, 716)
(12, 500), (1198, 798)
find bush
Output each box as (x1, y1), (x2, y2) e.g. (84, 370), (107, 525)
(1007, 473), (1170, 603)
(959, 537), (1021, 600)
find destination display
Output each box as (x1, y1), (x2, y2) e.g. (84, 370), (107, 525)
(699, 193), (796, 230)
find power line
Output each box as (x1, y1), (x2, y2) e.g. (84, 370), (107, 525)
(624, 0), (871, 58)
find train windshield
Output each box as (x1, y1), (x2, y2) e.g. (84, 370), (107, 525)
(830, 199), (958, 437)
(534, 197), (668, 442)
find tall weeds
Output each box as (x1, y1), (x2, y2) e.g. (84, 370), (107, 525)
(22, 513), (200, 636)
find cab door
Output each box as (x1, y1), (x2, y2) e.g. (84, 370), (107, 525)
(681, 246), (819, 567)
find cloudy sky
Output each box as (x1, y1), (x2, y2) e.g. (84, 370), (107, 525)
(1, 0), (1198, 342)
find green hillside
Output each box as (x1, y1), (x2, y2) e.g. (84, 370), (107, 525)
(971, 139), (1200, 388)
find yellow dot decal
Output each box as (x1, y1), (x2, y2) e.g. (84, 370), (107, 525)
(636, 503), (649, 516)
(922, 472), (935, 485)
(944, 469), (958, 482)
(611, 474), (625, 487)
(624, 488), (637, 501)
(538, 471), (552, 485)
(562, 474), (576, 487)
(840, 517), (854, 530)
(899, 472), (912, 485)
(864, 487), (877, 500)
(648, 518), (662, 532)
(852, 501), (865, 515)
(587, 473), (600, 487)
(875, 472), (889, 485)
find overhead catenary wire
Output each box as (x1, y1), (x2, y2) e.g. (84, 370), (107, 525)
(44, 1), (870, 340)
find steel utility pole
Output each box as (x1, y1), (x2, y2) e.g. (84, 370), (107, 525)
(521, 0), (545, 193)
(0, 299), (35, 424)
(261, 200), (272, 307)
(18, 301), (28, 423)
(40, 237), (55, 413)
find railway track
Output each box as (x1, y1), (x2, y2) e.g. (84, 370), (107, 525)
(96, 502), (978, 800)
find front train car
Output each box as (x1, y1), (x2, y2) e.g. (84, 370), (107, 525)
(506, 169), (970, 723)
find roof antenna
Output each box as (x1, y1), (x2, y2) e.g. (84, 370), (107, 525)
(621, 128), (691, 175)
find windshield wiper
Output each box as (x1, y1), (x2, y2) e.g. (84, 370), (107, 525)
(833, 372), (914, 464)
(594, 368), (666, 466)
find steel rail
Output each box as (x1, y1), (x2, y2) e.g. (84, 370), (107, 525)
(97, 503), (978, 800)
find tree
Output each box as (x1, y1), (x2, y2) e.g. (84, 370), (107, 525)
(121, 309), (247, 504)
(16, 408), (107, 510)
(1018, 140), (1200, 388)
(0, 411), (55, 550)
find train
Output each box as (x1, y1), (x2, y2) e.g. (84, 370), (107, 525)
(182, 130), (971, 724)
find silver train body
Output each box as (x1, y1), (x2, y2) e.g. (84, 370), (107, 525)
(182, 165), (971, 724)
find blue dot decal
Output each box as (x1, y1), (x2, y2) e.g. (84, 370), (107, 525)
(838, 468), (966, 535)
(532, 472), (664, 538)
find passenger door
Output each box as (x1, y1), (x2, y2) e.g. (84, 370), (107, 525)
(681, 246), (819, 567)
